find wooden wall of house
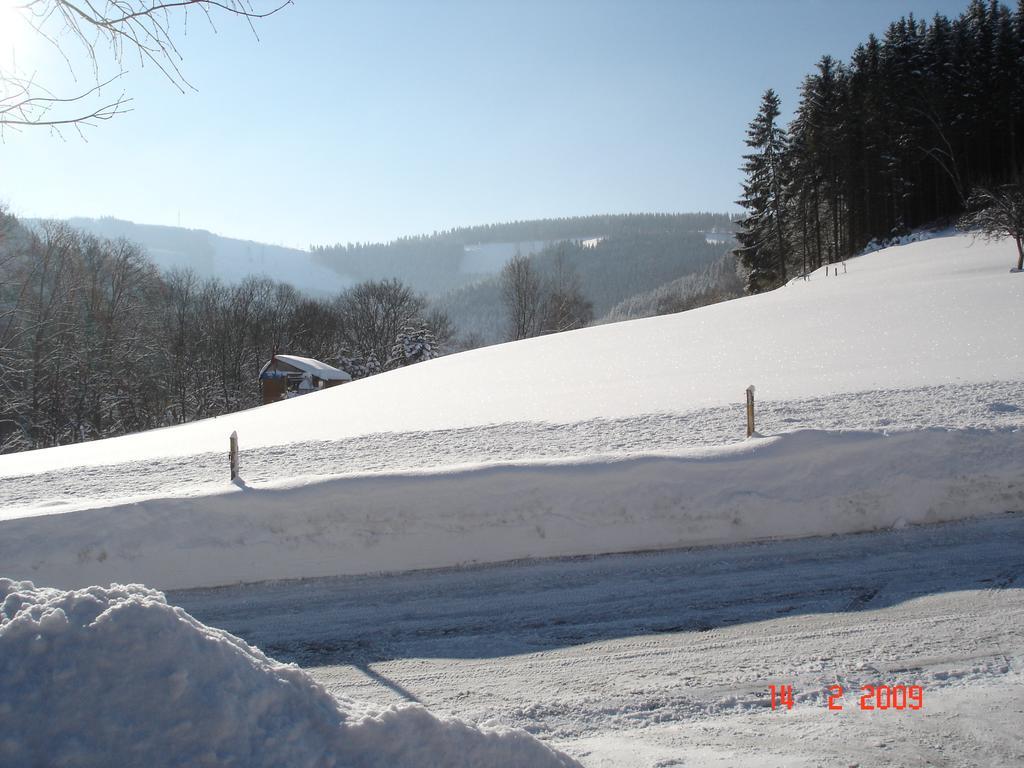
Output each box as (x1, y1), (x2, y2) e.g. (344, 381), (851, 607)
(261, 377), (288, 405)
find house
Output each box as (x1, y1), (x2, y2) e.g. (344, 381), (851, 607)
(258, 353), (352, 404)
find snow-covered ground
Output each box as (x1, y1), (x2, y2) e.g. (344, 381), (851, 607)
(1, 232), (1022, 766)
(3, 379), (1021, 510)
(0, 233), (1021, 590)
(0, 233), (1020, 478)
(171, 514), (1024, 767)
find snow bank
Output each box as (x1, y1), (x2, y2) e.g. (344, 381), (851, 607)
(0, 233), (1020, 479)
(0, 579), (581, 768)
(2, 427), (1021, 590)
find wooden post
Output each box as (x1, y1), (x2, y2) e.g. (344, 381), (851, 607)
(229, 431), (239, 481)
(745, 385), (756, 438)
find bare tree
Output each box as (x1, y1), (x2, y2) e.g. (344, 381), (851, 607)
(423, 306), (454, 352)
(159, 267), (200, 423)
(335, 279), (428, 368)
(539, 245), (592, 335)
(959, 183), (1024, 271)
(500, 253), (543, 341)
(2, 210), (464, 452)
(286, 296), (342, 363)
(1, 0), (289, 133)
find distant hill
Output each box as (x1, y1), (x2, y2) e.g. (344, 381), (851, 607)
(312, 213), (737, 298)
(598, 252), (744, 325)
(47, 217), (352, 297)
(28, 213), (739, 343)
(431, 216), (738, 344)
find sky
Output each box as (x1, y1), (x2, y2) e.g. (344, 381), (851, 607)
(0, 0), (976, 249)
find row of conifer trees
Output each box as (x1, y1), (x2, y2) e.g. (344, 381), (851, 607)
(736, 0), (1024, 292)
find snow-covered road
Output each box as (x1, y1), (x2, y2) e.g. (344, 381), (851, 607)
(173, 514), (1024, 767)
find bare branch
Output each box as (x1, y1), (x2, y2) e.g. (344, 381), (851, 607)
(958, 183), (1024, 271)
(2, 0), (289, 130)
(0, 75), (131, 136)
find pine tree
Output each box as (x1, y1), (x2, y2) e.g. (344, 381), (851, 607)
(735, 89), (790, 292)
(336, 352), (382, 380)
(391, 325), (439, 366)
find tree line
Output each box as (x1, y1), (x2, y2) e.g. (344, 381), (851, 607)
(0, 208), (739, 452)
(599, 253), (744, 325)
(500, 245), (594, 341)
(310, 213), (737, 297)
(439, 228), (734, 345)
(736, 0), (1024, 291)
(0, 213), (450, 453)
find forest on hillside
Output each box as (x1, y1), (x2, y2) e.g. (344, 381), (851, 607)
(599, 253), (745, 325)
(435, 230), (734, 344)
(736, 0), (1024, 292)
(0, 207), (738, 452)
(0, 212), (450, 453)
(311, 213), (736, 296)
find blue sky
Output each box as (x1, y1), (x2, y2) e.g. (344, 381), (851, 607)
(1, 0), (974, 248)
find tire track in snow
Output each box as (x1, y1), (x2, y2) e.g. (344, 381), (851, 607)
(170, 515), (1024, 768)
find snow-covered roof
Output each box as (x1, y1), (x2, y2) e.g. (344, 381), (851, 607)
(260, 354), (351, 382)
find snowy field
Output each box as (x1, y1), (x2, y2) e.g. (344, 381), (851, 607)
(1, 232), (1022, 766)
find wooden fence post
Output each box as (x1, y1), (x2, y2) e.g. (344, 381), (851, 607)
(229, 431), (239, 481)
(745, 386), (756, 438)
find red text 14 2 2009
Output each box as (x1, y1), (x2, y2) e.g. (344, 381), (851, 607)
(769, 684), (924, 711)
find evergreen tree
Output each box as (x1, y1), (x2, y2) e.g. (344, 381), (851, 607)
(391, 325), (440, 366)
(336, 352), (382, 380)
(735, 89), (790, 292)
(740, 0), (1024, 293)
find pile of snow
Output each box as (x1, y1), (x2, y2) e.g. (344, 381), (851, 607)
(0, 579), (580, 768)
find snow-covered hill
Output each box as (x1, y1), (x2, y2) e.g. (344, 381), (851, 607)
(3, 232), (1020, 475)
(50, 217), (352, 297)
(0, 233), (1021, 589)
